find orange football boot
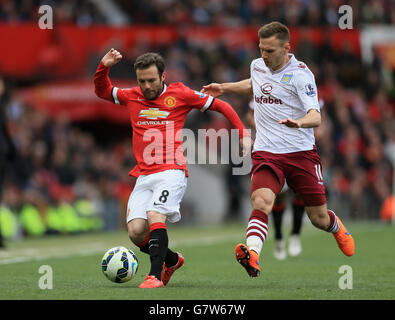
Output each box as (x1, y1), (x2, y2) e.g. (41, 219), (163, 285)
(235, 243), (261, 277)
(161, 252), (184, 286)
(333, 216), (355, 256)
(138, 275), (164, 288)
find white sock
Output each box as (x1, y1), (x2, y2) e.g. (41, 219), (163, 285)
(246, 214), (268, 256)
(246, 235), (263, 256)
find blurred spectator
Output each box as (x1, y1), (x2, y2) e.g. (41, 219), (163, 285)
(0, 0), (107, 25)
(0, 76), (17, 246)
(1, 0), (395, 26)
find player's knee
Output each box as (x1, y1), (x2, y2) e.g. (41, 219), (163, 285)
(127, 220), (148, 244)
(251, 193), (273, 213)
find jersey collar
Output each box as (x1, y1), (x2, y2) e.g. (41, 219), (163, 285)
(270, 54), (296, 74)
(137, 83), (167, 99)
(159, 84), (167, 97)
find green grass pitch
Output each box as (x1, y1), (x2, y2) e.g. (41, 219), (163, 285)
(0, 221), (394, 300)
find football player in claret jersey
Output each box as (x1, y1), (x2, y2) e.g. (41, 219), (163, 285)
(246, 100), (306, 260)
(202, 21), (355, 278)
(94, 49), (253, 288)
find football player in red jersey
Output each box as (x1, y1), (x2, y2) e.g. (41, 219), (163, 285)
(94, 49), (253, 288)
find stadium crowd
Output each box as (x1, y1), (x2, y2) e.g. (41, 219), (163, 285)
(116, 0), (395, 26)
(0, 1), (394, 240)
(1, 81), (138, 238)
(1, 0), (395, 26)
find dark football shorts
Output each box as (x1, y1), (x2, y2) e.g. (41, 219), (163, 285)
(250, 146), (326, 206)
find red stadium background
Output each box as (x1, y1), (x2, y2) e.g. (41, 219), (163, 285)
(0, 0), (394, 240)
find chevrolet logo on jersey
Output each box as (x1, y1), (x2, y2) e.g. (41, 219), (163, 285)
(139, 108), (170, 120)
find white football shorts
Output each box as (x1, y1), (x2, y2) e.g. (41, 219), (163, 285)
(126, 169), (187, 224)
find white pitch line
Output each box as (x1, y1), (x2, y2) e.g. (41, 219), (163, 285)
(0, 242), (108, 265)
(0, 234), (241, 265)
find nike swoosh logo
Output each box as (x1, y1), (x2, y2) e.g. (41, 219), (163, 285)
(153, 202), (162, 206)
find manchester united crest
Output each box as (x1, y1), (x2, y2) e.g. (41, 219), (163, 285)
(164, 96), (176, 108)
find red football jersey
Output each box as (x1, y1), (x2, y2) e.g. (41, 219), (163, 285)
(94, 63), (216, 177)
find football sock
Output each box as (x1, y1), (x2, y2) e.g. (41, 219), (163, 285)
(291, 198), (305, 235)
(148, 223), (168, 281)
(272, 203), (285, 240)
(137, 233), (178, 267)
(164, 249), (179, 268)
(137, 234), (150, 254)
(246, 209), (269, 256)
(326, 209), (340, 233)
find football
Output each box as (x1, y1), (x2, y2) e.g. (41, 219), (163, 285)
(101, 246), (138, 283)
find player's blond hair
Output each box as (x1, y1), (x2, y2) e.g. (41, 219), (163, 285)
(258, 22), (290, 43)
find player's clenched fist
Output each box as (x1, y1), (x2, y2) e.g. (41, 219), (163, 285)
(101, 48), (122, 67)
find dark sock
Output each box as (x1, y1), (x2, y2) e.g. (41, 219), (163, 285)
(291, 204), (305, 235)
(138, 236), (178, 267)
(164, 249), (179, 267)
(148, 224), (168, 280)
(272, 204), (285, 240)
(137, 233), (150, 254)
(139, 243), (150, 254)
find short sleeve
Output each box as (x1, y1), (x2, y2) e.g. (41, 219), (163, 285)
(182, 84), (215, 112)
(294, 71), (320, 113)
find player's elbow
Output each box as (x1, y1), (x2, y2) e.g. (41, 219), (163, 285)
(313, 115), (321, 127)
(94, 86), (101, 98)
(94, 89), (103, 99)
(314, 113), (322, 127)
(94, 84), (109, 99)
(307, 109), (321, 127)
(93, 79), (101, 96)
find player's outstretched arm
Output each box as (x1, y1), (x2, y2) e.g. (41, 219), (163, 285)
(278, 109), (321, 128)
(208, 98), (253, 157)
(201, 79), (252, 97)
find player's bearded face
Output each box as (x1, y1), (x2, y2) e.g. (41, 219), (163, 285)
(259, 36), (289, 71)
(136, 65), (165, 100)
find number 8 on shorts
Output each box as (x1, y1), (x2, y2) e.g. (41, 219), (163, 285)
(126, 170), (187, 224)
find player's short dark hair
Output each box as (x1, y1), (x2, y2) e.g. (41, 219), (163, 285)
(258, 21), (290, 43)
(134, 52), (165, 77)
